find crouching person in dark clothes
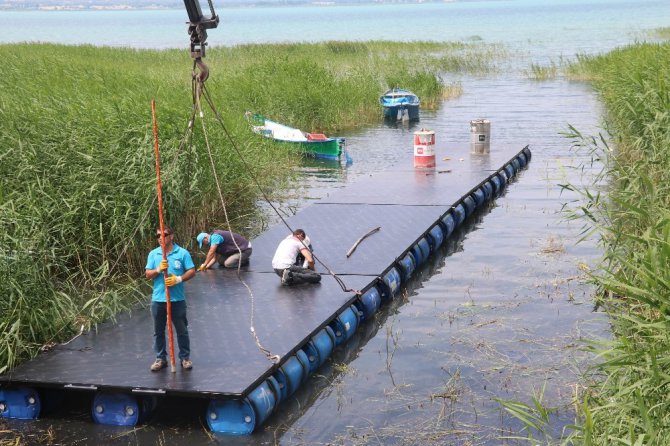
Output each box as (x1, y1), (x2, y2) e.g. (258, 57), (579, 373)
(272, 229), (321, 286)
(196, 230), (252, 271)
(145, 225), (196, 371)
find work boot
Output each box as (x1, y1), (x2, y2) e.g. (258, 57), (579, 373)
(150, 358), (167, 371)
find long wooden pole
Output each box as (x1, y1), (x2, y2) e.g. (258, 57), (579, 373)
(151, 99), (177, 374)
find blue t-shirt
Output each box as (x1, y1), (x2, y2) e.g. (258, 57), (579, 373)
(145, 244), (195, 303)
(209, 233), (224, 246)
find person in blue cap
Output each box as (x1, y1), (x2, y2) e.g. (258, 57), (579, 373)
(145, 225), (196, 371)
(196, 230), (252, 271)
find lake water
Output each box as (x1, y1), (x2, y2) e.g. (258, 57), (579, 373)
(1, 0), (668, 444)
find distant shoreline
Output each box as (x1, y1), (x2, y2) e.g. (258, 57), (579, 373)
(0, 0), (449, 12)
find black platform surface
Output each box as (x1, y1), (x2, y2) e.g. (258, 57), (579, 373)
(0, 147), (524, 399)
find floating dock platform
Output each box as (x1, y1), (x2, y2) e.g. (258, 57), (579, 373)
(0, 145), (531, 434)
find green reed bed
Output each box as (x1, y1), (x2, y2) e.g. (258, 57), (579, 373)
(0, 41), (498, 373)
(559, 42), (670, 444)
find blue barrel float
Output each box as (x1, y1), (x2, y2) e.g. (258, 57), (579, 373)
(0, 387), (40, 420)
(490, 174), (503, 195)
(472, 187), (486, 208)
(461, 195), (476, 219)
(481, 180), (494, 201)
(329, 304), (360, 346)
(396, 252), (416, 281)
(427, 224), (444, 251)
(355, 286), (381, 321)
(504, 163), (515, 180)
(440, 212), (456, 238)
(410, 237), (431, 268)
(452, 203), (466, 227)
(91, 392), (156, 426)
(379, 267), (401, 300)
(273, 349), (311, 401)
(303, 326), (337, 374)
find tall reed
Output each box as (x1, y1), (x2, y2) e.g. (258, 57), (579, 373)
(562, 42), (670, 444)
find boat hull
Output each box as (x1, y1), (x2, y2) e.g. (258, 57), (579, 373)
(274, 138), (343, 160)
(382, 104), (420, 121)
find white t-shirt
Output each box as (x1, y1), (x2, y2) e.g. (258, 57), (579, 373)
(272, 236), (305, 269)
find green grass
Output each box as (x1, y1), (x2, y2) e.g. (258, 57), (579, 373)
(0, 41), (499, 373)
(561, 42), (670, 444)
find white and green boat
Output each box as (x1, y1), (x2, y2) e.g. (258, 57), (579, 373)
(247, 113), (344, 161)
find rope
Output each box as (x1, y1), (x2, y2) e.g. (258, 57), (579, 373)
(199, 84), (361, 295)
(192, 72), (280, 364)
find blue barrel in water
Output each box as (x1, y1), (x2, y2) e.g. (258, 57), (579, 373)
(0, 387), (40, 420)
(472, 187), (486, 208)
(273, 349), (311, 400)
(441, 212), (456, 238)
(523, 146), (532, 161)
(91, 392), (156, 426)
(397, 252), (415, 281)
(462, 195), (476, 219)
(207, 398), (256, 435)
(481, 180), (494, 201)
(504, 163), (515, 180)
(356, 286), (381, 321)
(512, 157), (521, 173)
(379, 267), (401, 300)
(516, 152), (527, 168)
(329, 304), (360, 346)
(427, 224), (444, 251)
(410, 237), (431, 267)
(452, 203), (466, 227)
(247, 377), (281, 427)
(303, 326), (336, 374)
(490, 174), (503, 195)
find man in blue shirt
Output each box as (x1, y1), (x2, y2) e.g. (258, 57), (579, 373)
(196, 230), (252, 270)
(145, 225), (196, 371)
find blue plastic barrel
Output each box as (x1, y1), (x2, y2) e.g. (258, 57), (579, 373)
(498, 169), (508, 186)
(516, 152), (527, 168)
(207, 399), (256, 435)
(490, 175), (503, 195)
(512, 157), (521, 173)
(247, 377), (281, 427)
(91, 392), (155, 426)
(427, 224), (444, 251)
(0, 387), (40, 420)
(356, 287), (381, 321)
(453, 203), (466, 227)
(274, 349), (310, 400)
(504, 163), (515, 179)
(523, 147), (532, 161)
(472, 187), (486, 208)
(410, 237), (431, 268)
(440, 212), (456, 238)
(462, 195), (476, 219)
(481, 181), (494, 201)
(396, 252), (415, 281)
(380, 267), (401, 300)
(303, 326), (336, 374)
(329, 304), (360, 346)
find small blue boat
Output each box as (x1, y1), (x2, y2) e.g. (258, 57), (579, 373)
(379, 88), (420, 121)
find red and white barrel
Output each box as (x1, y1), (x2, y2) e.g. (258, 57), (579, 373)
(413, 129), (436, 168)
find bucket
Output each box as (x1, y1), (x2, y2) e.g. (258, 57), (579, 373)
(413, 129), (436, 168)
(470, 119), (490, 154)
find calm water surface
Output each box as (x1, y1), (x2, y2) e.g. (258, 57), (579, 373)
(2, 0), (667, 444)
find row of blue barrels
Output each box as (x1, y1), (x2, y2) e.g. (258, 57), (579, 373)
(0, 386), (157, 426)
(207, 302), (361, 434)
(0, 147), (531, 433)
(206, 146), (531, 434)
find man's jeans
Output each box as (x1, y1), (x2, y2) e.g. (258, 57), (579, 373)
(151, 300), (190, 360)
